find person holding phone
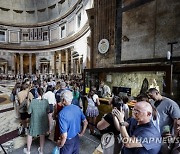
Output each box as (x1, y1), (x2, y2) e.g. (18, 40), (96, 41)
(112, 101), (161, 154)
(97, 96), (124, 154)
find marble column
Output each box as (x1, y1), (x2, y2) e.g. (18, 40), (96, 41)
(5, 63), (8, 74)
(50, 53), (54, 74)
(79, 57), (81, 74)
(35, 54), (39, 74)
(11, 54), (15, 75)
(54, 52), (57, 75)
(65, 49), (68, 75)
(42, 64), (44, 74)
(29, 53), (32, 75)
(17, 56), (20, 75)
(58, 52), (62, 76)
(77, 59), (80, 74)
(71, 50), (73, 75)
(73, 60), (76, 74)
(20, 53), (24, 75)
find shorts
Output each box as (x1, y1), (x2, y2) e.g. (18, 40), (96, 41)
(20, 112), (31, 120)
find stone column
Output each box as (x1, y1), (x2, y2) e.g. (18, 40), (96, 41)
(79, 57), (81, 74)
(17, 56), (20, 75)
(5, 63), (8, 74)
(42, 64), (44, 74)
(74, 60), (76, 74)
(35, 54), (39, 74)
(65, 49), (68, 75)
(76, 59), (78, 74)
(29, 53), (32, 75)
(50, 53), (54, 74)
(11, 54), (15, 75)
(54, 52), (57, 75)
(71, 50), (73, 75)
(58, 52), (62, 76)
(20, 53), (24, 75)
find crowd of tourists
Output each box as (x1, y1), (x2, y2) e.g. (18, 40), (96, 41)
(10, 74), (180, 154)
(11, 74), (86, 154)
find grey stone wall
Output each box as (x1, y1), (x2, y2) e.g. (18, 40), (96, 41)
(121, 0), (180, 61)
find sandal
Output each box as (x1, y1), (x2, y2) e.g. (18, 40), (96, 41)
(23, 148), (30, 154)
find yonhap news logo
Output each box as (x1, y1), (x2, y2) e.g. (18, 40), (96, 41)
(122, 136), (180, 144)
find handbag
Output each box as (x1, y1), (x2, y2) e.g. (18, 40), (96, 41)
(101, 132), (115, 149)
(19, 93), (29, 113)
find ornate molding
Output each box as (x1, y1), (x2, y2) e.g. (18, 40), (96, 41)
(0, 22), (90, 51)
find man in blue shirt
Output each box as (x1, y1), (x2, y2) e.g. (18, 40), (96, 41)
(57, 90), (88, 154)
(113, 101), (161, 154)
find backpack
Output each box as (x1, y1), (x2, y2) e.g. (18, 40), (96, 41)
(19, 93), (29, 113)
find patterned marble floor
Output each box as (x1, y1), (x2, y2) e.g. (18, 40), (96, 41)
(0, 80), (24, 154)
(0, 80), (102, 154)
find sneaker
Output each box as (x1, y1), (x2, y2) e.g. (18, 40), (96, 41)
(38, 147), (43, 154)
(23, 148), (30, 154)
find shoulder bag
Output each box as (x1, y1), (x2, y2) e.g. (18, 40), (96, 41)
(19, 92), (29, 113)
(101, 132), (115, 149)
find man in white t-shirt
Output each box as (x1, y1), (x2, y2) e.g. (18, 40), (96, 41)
(98, 81), (111, 98)
(43, 85), (56, 133)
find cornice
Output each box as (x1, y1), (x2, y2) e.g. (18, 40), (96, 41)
(0, 22), (90, 51)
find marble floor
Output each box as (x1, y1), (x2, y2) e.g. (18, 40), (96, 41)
(0, 80), (102, 154)
(0, 80), (25, 153)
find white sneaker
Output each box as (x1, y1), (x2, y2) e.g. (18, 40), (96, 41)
(38, 147), (43, 154)
(23, 148), (30, 154)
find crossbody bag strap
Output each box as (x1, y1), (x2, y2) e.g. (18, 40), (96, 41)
(25, 91), (29, 99)
(91, 95), (98, 106)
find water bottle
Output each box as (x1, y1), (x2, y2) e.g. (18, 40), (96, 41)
(52, 146), (60, 154)
(163, 125), (170, 136)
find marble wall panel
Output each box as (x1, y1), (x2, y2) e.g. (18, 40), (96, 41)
(9, 31), (19, 43)
(104, 71), (165, 97)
